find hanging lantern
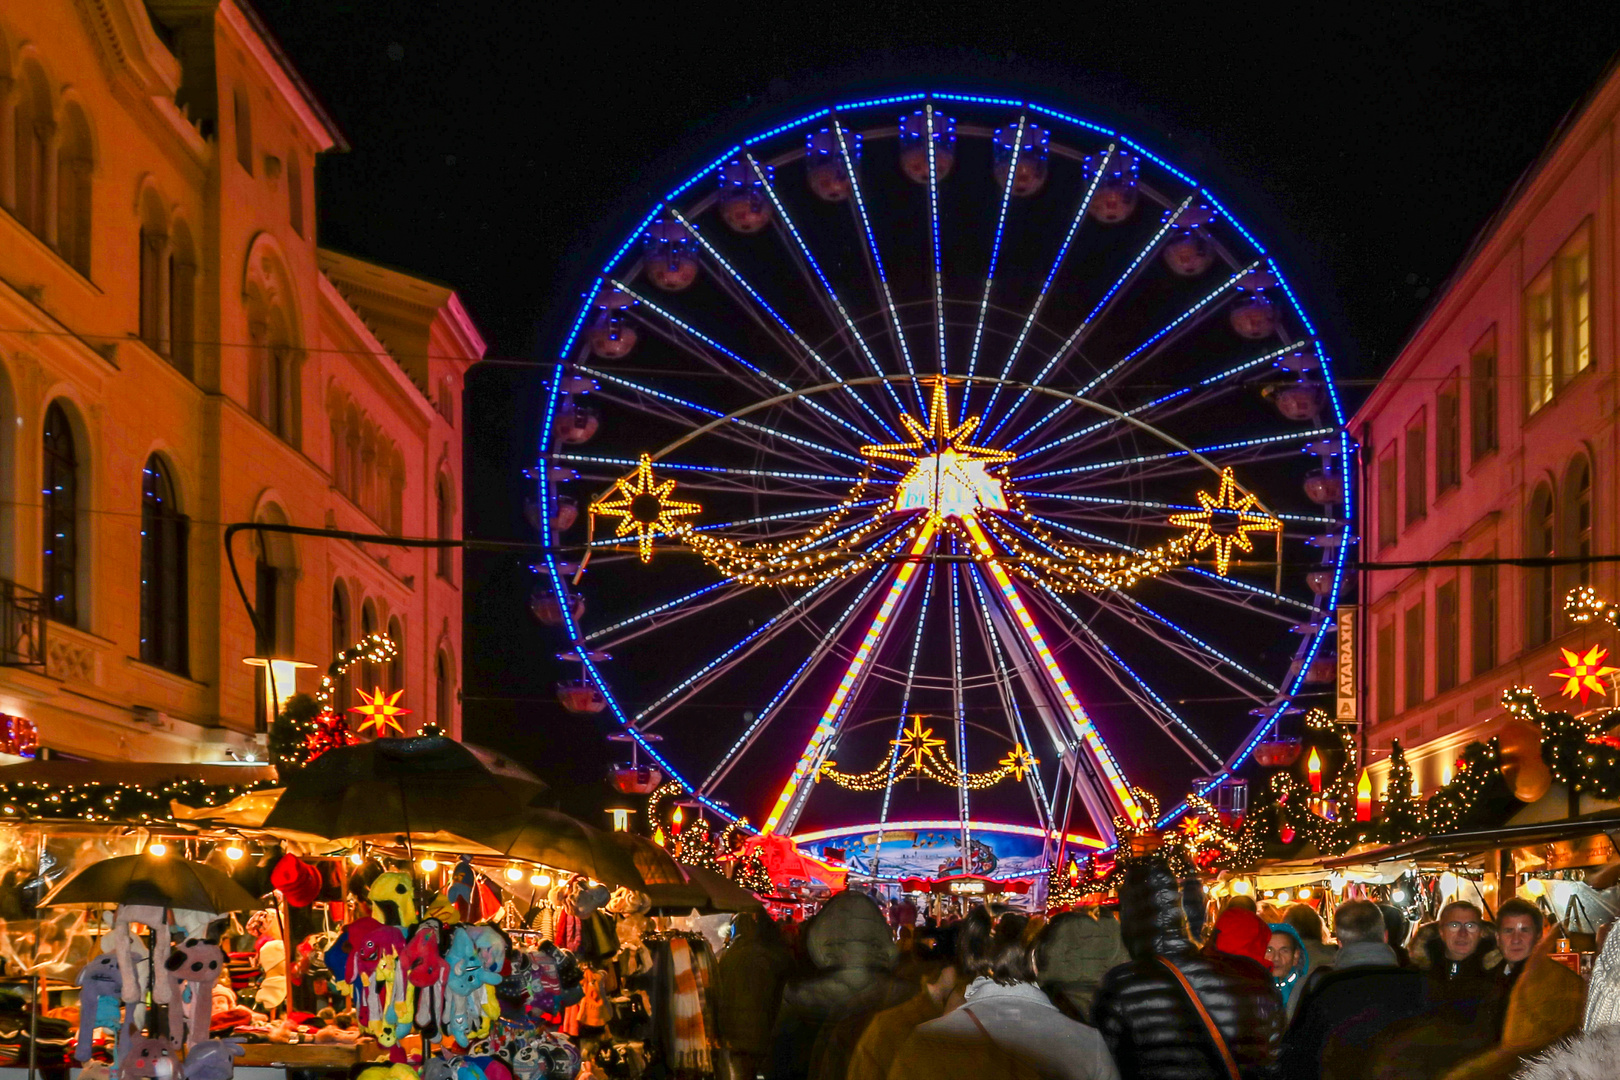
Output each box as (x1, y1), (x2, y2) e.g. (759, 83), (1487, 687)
(806, 126), (859, 202)
(556, 681), (607, 715)
(898, 110), (956, 183)
(718, 157), (773, 233)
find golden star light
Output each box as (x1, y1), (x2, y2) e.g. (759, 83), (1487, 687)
(350, 686), (410, 735)
(591, 453), (702, 563)
(1167, 467), (1281, 576)
(997, 742), (1039, 781)
(1550, 643), (1620, 705)
(862, 379), (1014, 520)
(892, 715), (948, 768)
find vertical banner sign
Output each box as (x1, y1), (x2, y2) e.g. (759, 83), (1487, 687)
(1336, 607), (1357, 721)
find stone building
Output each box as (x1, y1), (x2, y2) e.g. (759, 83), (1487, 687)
(0, 0), (479, 760)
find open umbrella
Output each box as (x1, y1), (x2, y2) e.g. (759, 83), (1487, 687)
(603, 831), (689, 886)
(471, 809), (644, 888)
(43, 854), (260, 911)
(261, 736), (546, 844)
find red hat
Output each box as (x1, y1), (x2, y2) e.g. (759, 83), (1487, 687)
(270, 854), (322, 907)
(1212, 907), (1271, 965)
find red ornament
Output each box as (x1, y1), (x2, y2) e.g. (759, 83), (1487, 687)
(305, 708), (360, 763)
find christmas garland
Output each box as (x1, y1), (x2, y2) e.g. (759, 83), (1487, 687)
(0, 778), (273, 823)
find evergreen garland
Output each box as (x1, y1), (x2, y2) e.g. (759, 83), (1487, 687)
(733, 848), (774, 894)
(1379, 741), (1424, 843)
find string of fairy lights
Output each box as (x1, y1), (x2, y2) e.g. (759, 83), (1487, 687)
(815, 715), (1038, 792)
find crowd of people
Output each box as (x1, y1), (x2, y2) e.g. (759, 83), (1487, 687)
(710, 856), (1620, 1080)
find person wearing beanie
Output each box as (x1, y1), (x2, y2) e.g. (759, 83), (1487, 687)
(1279, 899), (1427, 1080)
(1207, 907), (1271, 969)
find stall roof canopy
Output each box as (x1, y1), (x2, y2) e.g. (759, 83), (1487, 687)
(0, 760), (278, 787)
(1321, 808), (1620, 868)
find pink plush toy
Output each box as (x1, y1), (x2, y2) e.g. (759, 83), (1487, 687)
(163, 938), (224, 1048)
(120, 1026), (179, 1080)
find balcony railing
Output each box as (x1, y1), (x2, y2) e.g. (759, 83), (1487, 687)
(0, 579), (46, 669)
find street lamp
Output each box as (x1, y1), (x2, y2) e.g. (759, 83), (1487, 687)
(243, 656), (315, 733)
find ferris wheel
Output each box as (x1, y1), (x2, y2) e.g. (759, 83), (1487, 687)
(532, 90), (1350, 867)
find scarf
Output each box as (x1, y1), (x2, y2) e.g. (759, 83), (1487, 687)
(667, 937), (712, 1072)
(1268, 922), (1309, 1007)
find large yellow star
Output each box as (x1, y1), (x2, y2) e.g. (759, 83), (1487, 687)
(1551, 643), (1620, 705)
(1167, 467), (1280, 576)
(350, 686), (410, 735)
(891, 715), (946, 769)
(862, 380), (1015, 521)
(591, 454), (702, 563)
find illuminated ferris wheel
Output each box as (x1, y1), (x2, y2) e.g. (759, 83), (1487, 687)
(532, 90), (1351, 868)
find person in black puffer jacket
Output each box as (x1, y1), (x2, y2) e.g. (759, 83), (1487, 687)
(1092, 856), (1283, 1080)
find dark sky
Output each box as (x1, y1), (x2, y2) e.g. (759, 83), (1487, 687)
(254, 0), (1620, 821)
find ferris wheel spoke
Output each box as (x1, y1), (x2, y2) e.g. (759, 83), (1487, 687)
(582, 367), (881, 468)
(965, 565), (1055, 831)
(633, 571), (853, 728)
(1017, 425), (1337, 482)
(588, 580), (755, 651)
(1090, 588), (1280, 695)
(960, 115), (1028, 421)
(978, 147), (1114, 422)
(553, 452), (867, 486)
(701, 564), (896, 795)
(1001, 258), (1259, 450)
(872, 562), (939, 875)
(829, 120), (924, 410)
(747, 153), (909, 428)
(949, 556), (970, 848)
(612, 279), (881, 443)
(984, 194), (1195, 442)
(1029, 582), (1226, 770)
(925, 104), (948, 377)
(1029, 494), (1339, 529)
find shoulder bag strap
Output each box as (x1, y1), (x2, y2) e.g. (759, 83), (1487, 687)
(961, 1006), (1031, 1080)
(1156, 956), (1241, 1080)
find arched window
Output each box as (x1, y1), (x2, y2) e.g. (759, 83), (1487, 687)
(41, 403), (79, 626)
(252, 504), (295, 658)
(436, 474), (454, 581)
(331, 582), (351, 710)
(1565, 457), (1594, 588)
(360, 599), (378, 694)
(56, 104), (92, 276)
(233, 89), (253, 174)
(435, 649), (454, 731)
(387, 616), (404, 695)
(139, 455), (188, 674)
(244, 243), (301, 446)
(168, 221), (196, 377)
(1526, 484), (1556, 647)
(13, 66), (51, 238)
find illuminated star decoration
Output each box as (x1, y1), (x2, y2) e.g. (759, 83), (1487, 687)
(1550, 643), (1620, 705)
(892, 715), (948, 768)
(862, 378), (1014, 520)
(1167, 467), (1281, 576)
(350, 686), (410, 735)
(997, 742), (1039, 781)
(591, 453), (702, 563)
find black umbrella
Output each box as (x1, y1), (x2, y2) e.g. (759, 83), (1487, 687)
(643, 864), (762, 913)
(43, 854), (261, 911)
(261, 736), (546, 843)
(473, 809), (645, 888)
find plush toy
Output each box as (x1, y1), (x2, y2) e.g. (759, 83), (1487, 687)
(112, 905), (172, 1005)
(421, 1056), (459, 1080)
(76, 953), (123, 1060)
(80, 1062), (111, 1080)
(121, 1026), (179, 1080)
(356, 1064), (419, 1080)
(441, 926), (484, 1045)
(446, 858), (476, 917)
(181, 1038), (243, 1080)
(164, 938), (225, 1047)
(368, 872), (417, 927)
(344, 917), (406, 1040)
(400, 920), (448, 1034)
(508, 1038), (548, 1080)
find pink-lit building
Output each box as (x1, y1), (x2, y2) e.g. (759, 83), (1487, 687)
(1354, 63), (1619, 800)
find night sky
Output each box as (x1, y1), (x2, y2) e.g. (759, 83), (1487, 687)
(253, 1), (1620, 823)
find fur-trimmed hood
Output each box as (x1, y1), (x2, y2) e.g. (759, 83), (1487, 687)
(1515, 1025), (1620, 1080)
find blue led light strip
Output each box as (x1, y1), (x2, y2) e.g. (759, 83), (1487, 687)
(745, 153), (903, 436)
(980, 148), (1112, 423)
(832, 122), (922, 412)
(689, 499), (887, 533)
(1018, 425), (1337, 481)
(583, 581), (733, 642)
(557, 277), (603, 360)
(962, 115), (1025, 421)
(873, 561), (938, 878)
(926, 104), (947, 375)
(1185, 566), (1318, 612)
(610, 280), (876, 442)
(635, 572), (847, 723)
(581, 363), (877, 467)
(555, 452), (865, 485)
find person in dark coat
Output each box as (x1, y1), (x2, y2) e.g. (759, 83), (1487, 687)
(1363, 904), (1500, 1080)
(1379, 902), (1412, 967)
(767, 892), (913, 1080)
(718, 912), (791, 1080)
(1278, 900), (1427, 1080)
(1092, 856), (1284, 1080)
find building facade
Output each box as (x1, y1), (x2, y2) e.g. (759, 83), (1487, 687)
(0, 0), (479, 761)
(1354, 63), (1620, 798)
